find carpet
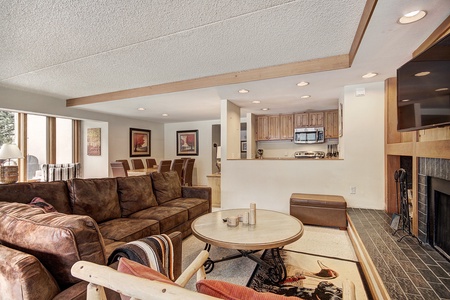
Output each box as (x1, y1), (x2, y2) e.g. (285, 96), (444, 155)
(182, 225), (370, 299)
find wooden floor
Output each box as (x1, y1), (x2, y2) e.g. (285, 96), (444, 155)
(348, 208), (450, 300)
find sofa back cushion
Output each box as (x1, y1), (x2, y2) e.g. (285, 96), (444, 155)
(0, 181), (72, 214)
(117, 175), (158, 217)
(150, 171), (182, 204)
(68, 178), (121, 223)
(0, 202), (107, 289)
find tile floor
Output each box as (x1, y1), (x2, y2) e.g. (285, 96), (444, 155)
(348, 208), (450, 300)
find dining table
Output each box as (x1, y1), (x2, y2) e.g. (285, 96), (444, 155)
(127, 167), (158, 176)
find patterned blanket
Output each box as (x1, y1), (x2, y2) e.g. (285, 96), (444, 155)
(108, 234), (175, 281)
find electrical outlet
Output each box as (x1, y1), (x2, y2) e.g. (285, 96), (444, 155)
(350, 186), (357, 194)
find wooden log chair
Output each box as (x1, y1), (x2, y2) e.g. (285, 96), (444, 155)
(72, 244), (356, 300)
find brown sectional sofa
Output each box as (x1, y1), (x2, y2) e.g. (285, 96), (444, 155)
(0, 171), (211, 300)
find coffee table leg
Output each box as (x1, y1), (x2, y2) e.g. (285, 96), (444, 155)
(240, 248), (287, 284)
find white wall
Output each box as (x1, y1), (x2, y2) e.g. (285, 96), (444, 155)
(0, 86), (165, 178)
(164, 119), (220, 186)
(81, 120), (109, 178)
(221, 81), (386, 212)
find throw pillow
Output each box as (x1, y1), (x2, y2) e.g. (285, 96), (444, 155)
(150, 171), (182, 204)
(196, 279), (298, 300)
(117, 257), (178, 300)
(29, 197), (57, 213)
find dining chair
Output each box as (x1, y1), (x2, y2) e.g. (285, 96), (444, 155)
(170, 159), (184, 181)
(110, 162), (128, 177)
(115, 160), (130, 171)
(145, 158), (157, 168)
(157, 160), (172, 173)
(131, 158), (145, 169)
(181, 158), (195, 186)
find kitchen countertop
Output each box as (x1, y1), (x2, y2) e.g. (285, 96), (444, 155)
(229, 157), (342, 160)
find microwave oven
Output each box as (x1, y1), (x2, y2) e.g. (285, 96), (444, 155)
(294, 127), (325, 144)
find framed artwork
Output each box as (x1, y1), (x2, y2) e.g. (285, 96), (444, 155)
(241, 141), (247, 152)
(87, 128), (101, 156)
(130, 128), (151, 157)
(177, 130), (199, 156)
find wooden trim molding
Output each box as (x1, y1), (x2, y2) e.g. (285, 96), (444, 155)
(349, 0), (377, 65)
(413, 15), (450, 57)
(48, 117), (56, 164)
(67, 55), (350, 106)
(18, 113), (27, 182)
(73, 120), (81, 163)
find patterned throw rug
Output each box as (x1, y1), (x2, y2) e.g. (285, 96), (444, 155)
(247, 249), (371, 300)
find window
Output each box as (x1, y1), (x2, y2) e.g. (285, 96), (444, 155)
(27, 114), (47, 180)
(56, 118), (73, 164)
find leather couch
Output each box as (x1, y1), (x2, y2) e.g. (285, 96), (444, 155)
(0, 171), (211, 300)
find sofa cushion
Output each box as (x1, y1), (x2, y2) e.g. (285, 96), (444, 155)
(98, 218), (160, 242)
(130, 206), (188, 233)
(117, 175), (158, 217)
(0, 181), (72, 214)
(68, 178), (121, 223)
(162, 198), (209, 220)
(0, 244), (61, 300)
(150, 171), (182, 204)
(0, 202), (107, 289)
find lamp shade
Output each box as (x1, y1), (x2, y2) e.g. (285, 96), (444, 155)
(0, 144), (24, 160)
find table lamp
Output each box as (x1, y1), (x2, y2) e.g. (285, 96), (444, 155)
(0, 144), (24, 184)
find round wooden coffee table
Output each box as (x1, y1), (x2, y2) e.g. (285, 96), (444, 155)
(191, 209), (304, 283)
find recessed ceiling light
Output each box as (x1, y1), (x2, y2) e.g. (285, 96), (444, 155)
(415, 71), (430, 77)
(261, 108), (269, 111)
(362, 72), (378, 79)
(239, 89), (249, 94)
(435, 87), (449, 92)
(401, 99), (410, 102)
(137, 107), (145, 111)
(252, 100), (261, 104)
(297, 81), (309, 87)
(162, 113), (169, 117)
(399, 10), (427, 24)
(300, 95), (310, 99)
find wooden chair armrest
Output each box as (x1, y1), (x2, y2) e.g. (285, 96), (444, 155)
(174, 250), (209, 287)
(342, 279), (356, 300)
(71, 260), (218, 300)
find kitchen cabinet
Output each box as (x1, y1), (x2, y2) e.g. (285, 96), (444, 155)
(294, 113), (309, 128)
(257, 115), (280, 140)
(325, 110), (339, 138)
(294, 112), (324, 127)
(280, 114), (294, 139)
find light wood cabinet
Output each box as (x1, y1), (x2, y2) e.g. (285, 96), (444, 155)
(308, 112), (324, 127)
(268, 115), (280, 140)
(294, 112), (324, 127)
(257, 116), (269, 140)
(207, 174), (221, 207)
(325, 110), (339, 138)
(280, 114), (294, 140)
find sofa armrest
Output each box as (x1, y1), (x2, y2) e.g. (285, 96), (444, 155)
(181, 186), (212, 212)
(0, 244), (60, 300)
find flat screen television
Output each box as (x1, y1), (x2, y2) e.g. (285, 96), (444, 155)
(397, 33), (450, 131)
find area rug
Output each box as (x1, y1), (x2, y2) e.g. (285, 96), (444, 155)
(182, 225), (370, 299)
(247, 249), (370, 299)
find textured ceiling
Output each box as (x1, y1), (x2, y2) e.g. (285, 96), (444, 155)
(1, 0), (450, 122)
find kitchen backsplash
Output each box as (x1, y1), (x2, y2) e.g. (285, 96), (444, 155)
(254, 139), (339, 158)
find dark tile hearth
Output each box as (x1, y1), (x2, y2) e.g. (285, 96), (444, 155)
(348, 208), (450, 300)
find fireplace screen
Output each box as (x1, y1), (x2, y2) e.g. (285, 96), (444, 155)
(429, 177), (450, 261)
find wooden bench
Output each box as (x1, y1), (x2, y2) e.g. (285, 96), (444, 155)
(290, 193), (347, 230)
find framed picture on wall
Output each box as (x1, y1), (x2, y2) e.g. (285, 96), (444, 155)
(177, 130), (199, 156)
(130, 128), (151, 157)
(87, 128), (101, 156)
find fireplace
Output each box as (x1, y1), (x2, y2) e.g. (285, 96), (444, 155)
(418, 158), (450, 261)
(428, 177), (450, 260)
